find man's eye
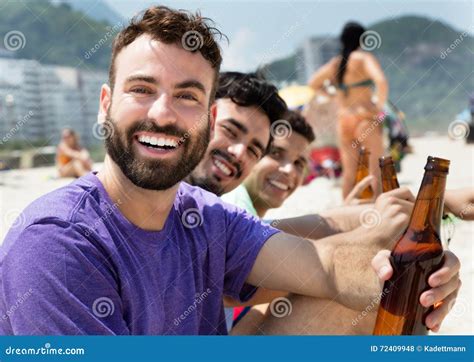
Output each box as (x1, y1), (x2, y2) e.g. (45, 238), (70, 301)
(222, 125), (237, 138)
(270, 150), (282, 159)
(131, 87), (152, 95)
(295, 160), (308, 172)
(177, 94), (198, 101)
(248, 147), (260, 159)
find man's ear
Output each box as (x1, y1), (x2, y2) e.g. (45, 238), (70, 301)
(209, 102), (217, 138)
(98, 84), (112, 124)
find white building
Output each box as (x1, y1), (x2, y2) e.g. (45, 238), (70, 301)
(0, 56), (107, 147)
(296, 36), (339, 84)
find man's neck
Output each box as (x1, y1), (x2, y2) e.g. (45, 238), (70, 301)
(243, 184), (268, 218)
(97, 155), (179, 231)
(254, 203), (268, 219)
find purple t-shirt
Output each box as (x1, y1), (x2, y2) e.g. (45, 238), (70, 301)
(0, 172), (279, 335)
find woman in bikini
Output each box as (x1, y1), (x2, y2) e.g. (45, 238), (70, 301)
(308, 22), (388, 197)
(56, 128), (93, 178)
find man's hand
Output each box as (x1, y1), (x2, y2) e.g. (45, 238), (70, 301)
(344, 175), (377, 205)
(372, 250), (461, 331)
(366, 187), (415, 249)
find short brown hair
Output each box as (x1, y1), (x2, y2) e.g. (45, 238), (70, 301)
(109, 6), (224, 101)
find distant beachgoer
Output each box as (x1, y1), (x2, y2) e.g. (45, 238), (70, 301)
(308, 21), (388, 198)
(56, 128), (92, 178)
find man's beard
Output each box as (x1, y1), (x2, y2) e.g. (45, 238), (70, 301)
(104, 116), (210, 190)
(188, 149), (242, 196)
(188, 172), (225, 196)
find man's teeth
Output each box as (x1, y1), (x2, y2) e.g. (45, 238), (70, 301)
(214, 159), (232, 176)
(269, 180), (289, 191)
(138, 135), (178, 148)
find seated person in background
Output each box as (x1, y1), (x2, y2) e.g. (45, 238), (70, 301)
(56, 128), (93, 178)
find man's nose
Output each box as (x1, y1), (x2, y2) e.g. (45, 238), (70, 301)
(147, 94), (178, 126)
(280, 161), (295, 175)
(227, 143), (246, 163)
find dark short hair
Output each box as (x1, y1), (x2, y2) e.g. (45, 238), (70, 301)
(109, 6), (225, 102)
(216, 72), (288, 153)
(283, 110), (315, 143)
(216, 72), (288, 126)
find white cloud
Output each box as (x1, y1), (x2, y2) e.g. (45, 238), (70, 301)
(221, 27), (256, 71)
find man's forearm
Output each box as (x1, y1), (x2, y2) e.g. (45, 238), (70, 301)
(274, 204), (373, 240)
(249, 227), (385, 312)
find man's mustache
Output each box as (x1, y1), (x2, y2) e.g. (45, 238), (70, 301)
(126, 120), (187, 139)
(211, 149), (242, 178)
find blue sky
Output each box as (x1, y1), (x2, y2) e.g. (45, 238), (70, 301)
(105, 0), (473, 71)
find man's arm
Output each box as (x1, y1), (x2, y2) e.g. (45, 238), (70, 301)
(1, 221), (128, 335)
(274, 176), (380, 240)
(247, 188), (414, 311)
(444, 188), (474, 220)
(273, 203), (374, 240)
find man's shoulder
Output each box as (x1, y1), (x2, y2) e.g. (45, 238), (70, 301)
(178, 181), (227, 208)
(221, 185), (257, 216)
(20, 173), (103, 225)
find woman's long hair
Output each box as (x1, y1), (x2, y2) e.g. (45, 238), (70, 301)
(337, 22), (366, 85)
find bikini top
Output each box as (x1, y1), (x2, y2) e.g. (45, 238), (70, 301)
(337, 79), (374, 95)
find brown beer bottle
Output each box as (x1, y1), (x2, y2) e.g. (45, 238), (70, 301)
(373, 156), (449, 335)
(355, 147), (374, 199)
(379, 156), (400, 193)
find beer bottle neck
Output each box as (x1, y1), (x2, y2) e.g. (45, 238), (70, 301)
(381, 166), (399, 192)
(408, 171), (447, 235)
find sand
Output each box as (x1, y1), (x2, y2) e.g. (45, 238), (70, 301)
(0, 136), (472, 335)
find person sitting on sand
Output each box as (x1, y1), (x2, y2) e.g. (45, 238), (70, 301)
(56, 128), (93, 178)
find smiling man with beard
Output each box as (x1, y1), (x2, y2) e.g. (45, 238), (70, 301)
(0, 6), (461, 336)
(188, 71), (287, 196)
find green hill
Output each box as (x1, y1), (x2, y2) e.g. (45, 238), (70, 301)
(0, 0), (118, 70)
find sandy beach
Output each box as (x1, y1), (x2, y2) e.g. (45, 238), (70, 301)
(1, 136), (472, 335)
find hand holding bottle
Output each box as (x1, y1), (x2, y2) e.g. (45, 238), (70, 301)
(372, 249), (461, 332)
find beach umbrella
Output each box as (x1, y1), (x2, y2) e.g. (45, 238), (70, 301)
(279, 85), (315, 111)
